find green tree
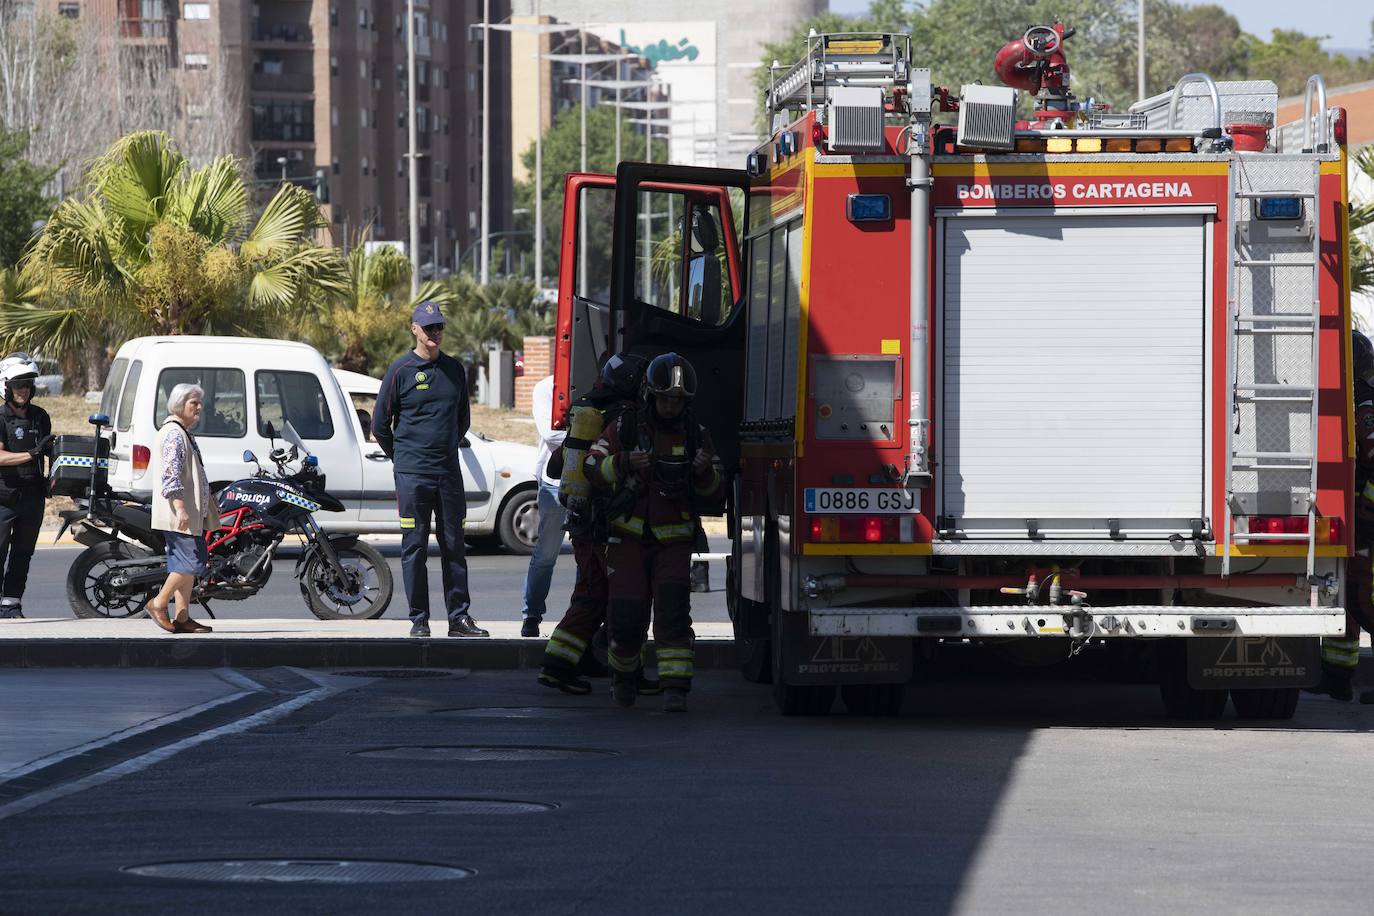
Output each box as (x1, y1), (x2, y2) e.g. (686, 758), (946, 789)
(512, 103), (668, 284)
(1351, 146), (1374, 296)
(4, 131), (345, 363)
(0, 129), (56, 268)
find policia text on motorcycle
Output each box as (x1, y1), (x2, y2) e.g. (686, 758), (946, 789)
(587, 353), (723, 713)
(0, 354), (52, 618)
(373, 302), (489, 638)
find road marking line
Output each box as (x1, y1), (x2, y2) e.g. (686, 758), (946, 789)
(0, 690), (254, 782)
(0, 685), (333, 823)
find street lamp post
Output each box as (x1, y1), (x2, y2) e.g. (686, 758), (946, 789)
(276, 156), (287, 182)
(406, 0), (419, 296)
(479, 0), (491, 285)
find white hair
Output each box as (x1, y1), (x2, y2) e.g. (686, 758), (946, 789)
(166, 383), (204, 416)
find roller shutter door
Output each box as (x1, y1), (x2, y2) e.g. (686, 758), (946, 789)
(940, 213), (1207, 536)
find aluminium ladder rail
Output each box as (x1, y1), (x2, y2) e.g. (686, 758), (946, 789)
(766, 32), (912, 120)
(1222, 164), (1323, 596)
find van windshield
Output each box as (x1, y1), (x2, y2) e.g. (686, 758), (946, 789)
(155, 368), (247, 437)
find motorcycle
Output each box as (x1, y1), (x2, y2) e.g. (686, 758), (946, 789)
(60, 413), (393, 621)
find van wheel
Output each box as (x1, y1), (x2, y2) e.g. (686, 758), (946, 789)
(496, 488), (538, 555)
(1231, 687), (1300, 720)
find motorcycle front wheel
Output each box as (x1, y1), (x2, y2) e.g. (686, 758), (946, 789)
(67, 540), (159, 619)
(301, 541), (393, 620)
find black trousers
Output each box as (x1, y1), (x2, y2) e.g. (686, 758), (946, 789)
(0, 487), (44, 599)
(395, 471), (470, 625)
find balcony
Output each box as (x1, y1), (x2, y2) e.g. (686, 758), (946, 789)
(252, 72), (313, 94)
(253, 122), (315, 143)
(118, 17), (169, 39)
(252, 23), (313, 46)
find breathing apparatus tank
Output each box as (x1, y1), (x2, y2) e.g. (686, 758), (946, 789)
(558, 405), (606, 510)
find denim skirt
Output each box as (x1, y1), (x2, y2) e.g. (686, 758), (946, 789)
(165, 531), (209, 576)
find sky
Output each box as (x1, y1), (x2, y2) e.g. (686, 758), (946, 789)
(825, 0), (1370, 54)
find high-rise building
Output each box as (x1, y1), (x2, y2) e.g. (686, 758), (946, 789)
(510, 0), (825, 167)
(29, 0), (513, 277)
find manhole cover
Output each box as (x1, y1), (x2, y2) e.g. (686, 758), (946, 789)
(431, 706), (609, 718)
(353, 745), (619, 762)
(252, 797), (558, 816)
(123, 858), (474, 884)
(335, 669), (456, 679)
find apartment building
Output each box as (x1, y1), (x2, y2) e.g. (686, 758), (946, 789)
(30, 0), (512, 277)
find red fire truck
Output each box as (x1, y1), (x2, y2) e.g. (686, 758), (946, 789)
(551, 28), (1355, 720)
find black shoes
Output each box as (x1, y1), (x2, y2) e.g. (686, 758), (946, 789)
(448, 614), (490, 638)
(0, 599), (21, 619)
(538, 667), (592, 695)
(409, 621), (431, 638)
(521, 618), (541, 638)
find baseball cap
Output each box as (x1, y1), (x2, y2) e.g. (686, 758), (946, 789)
(411, 301), (446, 326)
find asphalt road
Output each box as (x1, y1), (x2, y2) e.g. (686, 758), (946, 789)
(4, 666), (1374, 914)
(22, 536), (732, 625)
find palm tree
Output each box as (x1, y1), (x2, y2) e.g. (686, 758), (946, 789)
(304, 230), (458, 375)
(3, 131), (345, 361)
(1351, 145), (1374, 296)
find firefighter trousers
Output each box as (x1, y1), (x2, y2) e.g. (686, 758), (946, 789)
(1322, 552), (1373, 672)
(541, 533), (610, 674)
(605, 537), (694, 690)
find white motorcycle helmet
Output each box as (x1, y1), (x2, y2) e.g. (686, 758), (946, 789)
(0, 353), (40, 403)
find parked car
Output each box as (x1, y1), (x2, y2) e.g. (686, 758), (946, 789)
(95, 336), (540, 552)
(34, 357), (63, 396)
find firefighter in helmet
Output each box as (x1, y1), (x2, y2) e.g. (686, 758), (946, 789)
(537, 352), (653, 695)
(586, 352), (723, 712)
(1308, 330), (1374, 700)
(0, 353), (52, 618)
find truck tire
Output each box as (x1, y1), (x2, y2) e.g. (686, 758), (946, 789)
(496, 487), (538, 555)
(841, 683), (905, 717)
(770, 554), (833, 715)
(1231, 687), (1300, 720)
(729, 549), (771, 684)
(1157, 641), (1228, 720)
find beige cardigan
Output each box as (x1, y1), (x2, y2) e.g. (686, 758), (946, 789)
(150, 420), (215, 535)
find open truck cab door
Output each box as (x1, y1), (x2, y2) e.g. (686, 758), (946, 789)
(551, 164), (750, 486)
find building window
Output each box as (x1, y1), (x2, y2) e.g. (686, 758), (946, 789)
(330, 106), (339, 127)
(468, 164), (475, 184)
(183, 2), (209, 19)
(358, 6), (368, 28)
(361, 156), (370, 176)
(360, 108), (369, 128)
(330, 55), (338, 77)
(329, 5), (338, 27)
(183, 53), (209, 70)
(359, 60), (367, 79)
(469, 210), (477, 230)
(332, 158), (340, 175)
(396, 159), (404, 177)
(417, 61), (427, 85)
(58, 2), (81, 18)
(467, 72), (476, 92)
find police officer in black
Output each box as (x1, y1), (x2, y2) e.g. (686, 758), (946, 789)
(0, 354), (52, 618)
(373, 303), (488, 638)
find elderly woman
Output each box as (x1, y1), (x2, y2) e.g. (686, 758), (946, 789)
(145, 383), (216, 634)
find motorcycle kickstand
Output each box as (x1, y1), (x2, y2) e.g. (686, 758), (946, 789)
(198, 600), (215, 619)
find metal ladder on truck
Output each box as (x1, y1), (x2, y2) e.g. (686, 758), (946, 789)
(765, 31), (913, 123)
(1222, 76), (1330, 599)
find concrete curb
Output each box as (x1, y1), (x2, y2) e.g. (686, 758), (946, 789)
(0, 637), (740, 670)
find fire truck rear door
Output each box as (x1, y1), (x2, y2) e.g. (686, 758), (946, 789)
(551, 173), (617, 428)
(608, 162), (751, 474)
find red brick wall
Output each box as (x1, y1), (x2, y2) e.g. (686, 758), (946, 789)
(516, 336), (552, 415)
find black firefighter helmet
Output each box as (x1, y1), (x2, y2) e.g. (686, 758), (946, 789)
(589, 352), (649, 404)
(1355, 330), (1374, 388)
(643, 352), (698, 401)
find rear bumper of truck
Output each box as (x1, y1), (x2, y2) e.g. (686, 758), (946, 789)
(807, 606), (1347, 638)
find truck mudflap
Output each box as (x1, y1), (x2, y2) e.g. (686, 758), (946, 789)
(807, 606), (1346, 639)
(1186, 636), (1321, 690)
(778, 610), (912, 686)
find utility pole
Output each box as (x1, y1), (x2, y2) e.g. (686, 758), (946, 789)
(1137, 0), (1146, 101)
(406, 0), (419, 296)
(534, 24), (544, 292)
(479, 0), (491, 285)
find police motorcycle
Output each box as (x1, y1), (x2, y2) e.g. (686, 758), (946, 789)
(60, 414), (393, 620)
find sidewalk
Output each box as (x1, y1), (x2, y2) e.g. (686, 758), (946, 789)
(0, 617), (737, 669)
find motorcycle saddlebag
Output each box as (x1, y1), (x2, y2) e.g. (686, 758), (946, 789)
(48, 435), (111, 498)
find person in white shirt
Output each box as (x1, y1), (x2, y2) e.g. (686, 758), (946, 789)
(519, 375), (567, 636)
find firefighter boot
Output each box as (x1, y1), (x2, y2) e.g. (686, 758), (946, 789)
(1305, 663), (1355, 702)
(611, 671), (637, 708)
(663, 687), (688, 713)
(538, 666), (592, 695)
(636, 670), (663, 695)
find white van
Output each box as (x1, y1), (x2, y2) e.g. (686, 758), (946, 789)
(98, 336), (540, 552)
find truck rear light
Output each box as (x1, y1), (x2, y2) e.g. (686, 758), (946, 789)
(1164, 138), (1193, 152)
(810, 517), (838, 542)
(1133, 139), (1162, 153)
(811, 122), (826, 147)
(1324, 517), (1344, 543)
(1240, 515), (1346, 541)
(132, 444), (150, 478)
(809, 515), (913, 543)
(1105, 138), (1133, 152)
(1333, 108), (1347, 145)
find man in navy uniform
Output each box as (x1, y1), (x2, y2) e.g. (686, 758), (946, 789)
(374, 302), (488, 638)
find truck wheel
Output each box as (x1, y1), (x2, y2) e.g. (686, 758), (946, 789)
(496, 487), (538, 555)
(1231, 687), (1300, 720)
(770, 583), (833, 714)
(841, 683), (905, 717)
(1157, 641), (1227, 720)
